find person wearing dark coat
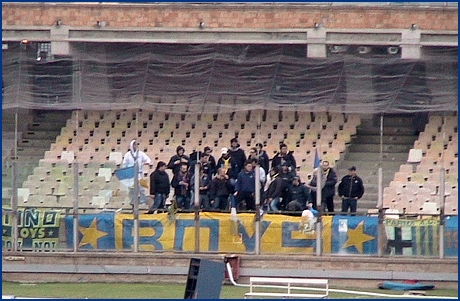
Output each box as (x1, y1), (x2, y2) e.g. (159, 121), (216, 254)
(265, 166), (284, 212)
(338, 166), (365, 215)
(278, 163), (296, 210)
(286, 176), (311, 211)
(149, 161), (170, 212)
(229, 137), (247, 177)
(271, 143), (297, 173)
(217, 147), (239, 182)
(234, 160), (256, 211)
(255, 143), (270, 175)
(307, 160), (338, 212)
(209, 167), (233, 210)
(167, 145), (190, 175)
(204, 146), (217, 176)
(171, 163), (191, 210)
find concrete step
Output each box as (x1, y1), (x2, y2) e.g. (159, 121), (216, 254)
(352, 135), (417, 145)
(345, 152), (408, 161)
(33, 110), (72, 123)
(27, 122), (65, 132)
(356, 127), (416, 136)
(16, 147), (47, 156)
(347, 143), (412, 153)
(17, 138), (55, 148)
(381, 114), (416, 126)
(22, 130), (60, 140)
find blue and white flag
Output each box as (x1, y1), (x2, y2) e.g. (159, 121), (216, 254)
(313, 148), (321, 169)
(115, 165), (135, 187)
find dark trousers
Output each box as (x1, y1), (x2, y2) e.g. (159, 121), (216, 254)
(341, 198), (357, 214)
(322, 196), (334, 212)
(235, 191), (255, 211)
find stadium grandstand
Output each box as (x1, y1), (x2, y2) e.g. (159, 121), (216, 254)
(2, 2), (458, 289)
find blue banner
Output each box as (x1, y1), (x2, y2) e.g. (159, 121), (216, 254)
(331, 216), (378, 254)
(444, 215), (458, 257)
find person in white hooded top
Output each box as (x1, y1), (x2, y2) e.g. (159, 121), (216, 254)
(122, 139), (153, 205)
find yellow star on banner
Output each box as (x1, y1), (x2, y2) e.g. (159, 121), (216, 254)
(342, 221), (375, 254)
(79, 218), (108, 249)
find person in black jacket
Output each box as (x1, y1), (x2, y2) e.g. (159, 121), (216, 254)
(271, 143), (296, 173)
(255, 143), (270, 175)
(338, 166), (365, 215)
(209, 167), (232, 210)
(286, 176), (311, 211)
(265, 166), (284, 212)
(229, 137), (247, 177)
(171, 163), (191, 210)
(167, 145), (190, 175)
(307, 161), (338, 212)
(149, 161), (170, 212)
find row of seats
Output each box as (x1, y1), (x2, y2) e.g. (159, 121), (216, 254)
(14, 110), (361, 211)
(382, 112), (458, 215)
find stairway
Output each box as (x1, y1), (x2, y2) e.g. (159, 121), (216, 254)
(335, 113), (422, 214)
(2, 110), (72, 202)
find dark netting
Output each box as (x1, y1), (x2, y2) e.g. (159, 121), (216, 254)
(2, 43), (457, 114)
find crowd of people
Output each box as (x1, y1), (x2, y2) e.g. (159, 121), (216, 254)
(122, 138), (365, 215)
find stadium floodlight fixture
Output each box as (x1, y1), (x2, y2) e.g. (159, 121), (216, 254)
(357, 46), (372, 54)
(387, 46), (399, 55)
(329, 45), (349, 53)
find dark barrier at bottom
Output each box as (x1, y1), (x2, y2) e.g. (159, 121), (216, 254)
(184, 258), (225, 299)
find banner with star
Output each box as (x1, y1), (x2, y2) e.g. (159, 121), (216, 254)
(330, 216), (378, 254)
(65, 212), (116, 250)
(2, 208), (61, 250)
(65, 212), (379, 254)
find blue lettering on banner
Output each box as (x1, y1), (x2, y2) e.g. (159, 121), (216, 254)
(122, 219), (134, 249)
(174, 219), (220, 251)
(282, 222), (316, 248)
(199, 219), (220, 251)
(238, 220), (271, 252)
(139, 219), (164, 250)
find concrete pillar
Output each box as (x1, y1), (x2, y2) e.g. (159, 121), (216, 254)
(50, 25), (70, 56)
(306, 28), (327, 58)
(401, 28), (421, 59)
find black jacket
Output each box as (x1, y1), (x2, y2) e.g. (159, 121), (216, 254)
(309, 168), (338, 199)
(149, 169), (170, 195)
(271, 151), (297, 170)
(209, 176), (232, 199)
(288, 183), (311, 209)
(171, 171), (191, 197)
(265, 174), (283, 200)
(338, 175), (365, 199)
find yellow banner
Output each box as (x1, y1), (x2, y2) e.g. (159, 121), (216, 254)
(114, 212), (333, 253)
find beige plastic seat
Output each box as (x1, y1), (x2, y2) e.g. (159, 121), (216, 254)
(421, 202), (439, 215)
(421, 181), (439, 195)
(444, 196), (458, 215)
(61, 151), (75, 163)
(108, 152), (123, 165)
(393, 171), (410, 182)
(409, 172), (426, 184)
(17, 187), (30, 204)
(399, 164), (414, 173)
(407, 149), (423, 164)
(98, 167), (113, 182)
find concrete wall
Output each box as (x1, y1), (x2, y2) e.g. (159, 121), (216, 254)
(2, 252), (458, 289)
